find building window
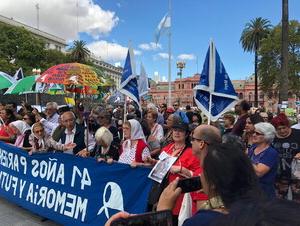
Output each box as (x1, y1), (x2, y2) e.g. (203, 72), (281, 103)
(239, 93), (243, 99)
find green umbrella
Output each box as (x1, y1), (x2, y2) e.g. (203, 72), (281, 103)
(4, 75), (37, 94)
(22, 82), (65, 95)
(0, 71), (15, 90)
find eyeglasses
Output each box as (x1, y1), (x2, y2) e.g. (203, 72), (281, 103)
(253, 131), (264, 136)
(191, 136), (209, 145)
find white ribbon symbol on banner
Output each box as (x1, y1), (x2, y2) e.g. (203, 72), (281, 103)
(97, 182), (124, 219)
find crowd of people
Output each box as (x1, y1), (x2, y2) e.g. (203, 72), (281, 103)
(0, 99), (300, 225)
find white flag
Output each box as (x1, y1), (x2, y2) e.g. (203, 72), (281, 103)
(155, 13), (171, 44)
(138, 63), (150, 97)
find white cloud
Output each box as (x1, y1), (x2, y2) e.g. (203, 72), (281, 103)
(162, 76), (167, 82)
(177, 54), (196, 61)
(155, 52), (173, 60)
(114, 62), (121, 67)
(87, 40), (141, 62)
(138, 42), (162, 51)
(0, 0), (119, 41)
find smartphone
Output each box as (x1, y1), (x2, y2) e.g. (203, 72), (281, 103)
(177, 176), (202, 193)
(110, 210), (173, 226)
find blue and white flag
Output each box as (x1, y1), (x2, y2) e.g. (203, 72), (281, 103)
(194, 41), (238, 122)
(13, 67), (24, 80)
(138, 63), (150, 97)
(119, 47), (141, 110)
(155, 13), (171, 44)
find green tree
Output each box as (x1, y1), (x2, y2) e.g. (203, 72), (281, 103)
(69, 40), (91, 63)
(41, 49), (70, 69)
(240, 17), (272, 106)
(0, 23), (46, 75)
(258, 20), (300, 96)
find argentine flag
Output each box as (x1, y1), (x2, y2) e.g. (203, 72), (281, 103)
(155, 13), (171, 44)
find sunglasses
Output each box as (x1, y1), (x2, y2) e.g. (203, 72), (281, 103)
(253, 131), (264, 136)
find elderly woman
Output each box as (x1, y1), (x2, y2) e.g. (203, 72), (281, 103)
(92, 126), (119, 162)
(146, 110), (164, 158)
(247, 122), (278, 198)
(271, 113), (300, 202)
(118, 119), (151, 165)
(29, 122), (76, 154)
(9, 120), (31, 149)
(158, 121), (200, 224)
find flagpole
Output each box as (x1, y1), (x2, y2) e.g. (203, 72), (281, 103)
(167, 0), (172, 107)
(208, 93), (212, 125)
(208, 40), (215, 125)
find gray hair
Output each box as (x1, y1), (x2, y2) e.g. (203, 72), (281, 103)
(46, 102), (58, 109)
(95, 127), (113, 146)
(255, 122), (276, 143)
(146, 103), (158, 113)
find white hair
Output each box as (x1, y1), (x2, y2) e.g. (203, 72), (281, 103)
(46, 102), (58, 109)
(255, 122), (276, 143)
(147, 103), (158, 113)
(95, 127), (113, 146)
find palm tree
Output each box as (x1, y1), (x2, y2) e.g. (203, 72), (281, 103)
(70, 40), (91, 63)
(240, 17), (271, 107)
(280, 0), (289, 104)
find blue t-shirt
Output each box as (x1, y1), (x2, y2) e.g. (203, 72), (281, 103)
(248, 144), (278, 198)
(183, 209), (224, 226)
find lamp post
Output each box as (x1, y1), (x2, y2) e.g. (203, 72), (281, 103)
(32, 68), (41, 105)
(176, 61), (185, 105)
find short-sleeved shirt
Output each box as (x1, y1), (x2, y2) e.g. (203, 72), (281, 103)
(273, 129), (300, 180)
(248, 144), (278, 197)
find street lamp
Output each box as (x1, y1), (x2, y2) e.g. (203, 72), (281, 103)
(32, 68), (41, 105)
(176, 61), (186, 105)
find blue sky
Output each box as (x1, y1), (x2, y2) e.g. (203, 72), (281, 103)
(1, 0), (299, 81)
(88, 0), (300, 81)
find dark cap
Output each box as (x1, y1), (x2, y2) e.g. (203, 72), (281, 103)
(172, 121), (189, 132)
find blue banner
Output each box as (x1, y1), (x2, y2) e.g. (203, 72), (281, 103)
(0, 142), (152, 226)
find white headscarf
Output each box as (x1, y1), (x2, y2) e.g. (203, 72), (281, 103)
(124, 119), (146, 149)
(129, 119), (145, 140)
(10, 120), (30, 147)
(10, 120), (30, 134)
(30, 122), (46, 149)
